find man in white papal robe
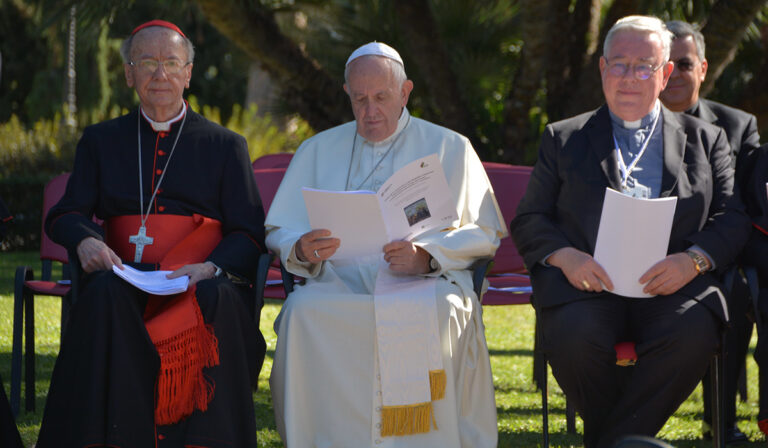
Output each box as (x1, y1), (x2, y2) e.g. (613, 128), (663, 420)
(265, 42), (506, 448)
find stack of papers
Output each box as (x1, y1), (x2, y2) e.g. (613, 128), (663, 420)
(112, 264), (189, 295)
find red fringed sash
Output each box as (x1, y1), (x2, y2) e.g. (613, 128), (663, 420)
(107, 214), (222, 425)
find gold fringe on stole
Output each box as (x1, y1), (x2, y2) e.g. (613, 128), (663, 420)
(380, 402), (432, 436)
(429, 369), (446, 401)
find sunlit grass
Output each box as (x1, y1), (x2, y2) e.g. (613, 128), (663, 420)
(1, 251), (764, 447)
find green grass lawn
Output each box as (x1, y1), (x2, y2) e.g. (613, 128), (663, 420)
(1, 251), (765, 447)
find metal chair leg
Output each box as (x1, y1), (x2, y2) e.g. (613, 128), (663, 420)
(537, 312), (550, 448)
(566, 399), (576, 434)
(711, 333), (725, 448)
(24, 289), (35, 413)
(10, 267), (33, 417)
(542, 360), (549, 448)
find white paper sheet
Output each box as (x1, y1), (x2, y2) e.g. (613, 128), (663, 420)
(302, 154), (458, 259)
(112, 264), (189, 295)
(593, 188), (677, 298)
(302, 188), (388, 259)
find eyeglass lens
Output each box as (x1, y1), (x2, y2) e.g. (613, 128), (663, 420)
(134, 59), (186, 74)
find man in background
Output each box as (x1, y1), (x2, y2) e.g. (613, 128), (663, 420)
(660, 20), (760, 443)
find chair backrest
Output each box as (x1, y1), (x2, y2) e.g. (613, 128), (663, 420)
(483, 162), (533, 275)
(39, 173), (71, 264)
(253, 168), (288, 213)
(252, 153), (294, 170)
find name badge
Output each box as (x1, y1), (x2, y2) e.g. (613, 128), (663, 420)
(621, 177), (651, 199)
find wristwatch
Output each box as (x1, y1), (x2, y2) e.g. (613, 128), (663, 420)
(428, 255), (440, 273)
(685, 250), (709, 274)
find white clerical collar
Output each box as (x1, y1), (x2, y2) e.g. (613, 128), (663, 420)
(362, 108), (410, 146)
(140, 102), (187, 132)
(609, 100), (661, 130)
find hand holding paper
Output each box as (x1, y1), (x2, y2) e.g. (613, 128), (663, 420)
(548, 246), (613, 292)
(593, 188), (677, 298)
(112, 264), (189, 295)
(639, 252), (699, 295)
(383, 240), (431, 274)
(295, 229), (340, 263)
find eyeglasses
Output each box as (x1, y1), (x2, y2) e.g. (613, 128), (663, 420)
(129, 59), (190, 74)
(673, 60), (696, 72)
(606, 60), (664, 80)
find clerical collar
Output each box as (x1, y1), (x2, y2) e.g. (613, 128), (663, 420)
(685, 100), (700, 116)
(609, 100), (661, 130)
(140, 102), (187, 132)
(361, 107), (410, 146)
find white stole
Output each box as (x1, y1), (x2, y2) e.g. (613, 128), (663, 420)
(373, 261), (444, 437)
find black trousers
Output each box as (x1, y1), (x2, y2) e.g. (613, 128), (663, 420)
(37, 271), (266, 448)
(540, 293), (719, 448)
(0, 373), (23, 448)
(740, 231), (768, 422)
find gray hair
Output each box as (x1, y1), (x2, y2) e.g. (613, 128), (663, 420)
(120, 27), (195, 64)
(665, 20), (706, 61)
(604, 15), (673, 63)
(344, 55), (407, 89)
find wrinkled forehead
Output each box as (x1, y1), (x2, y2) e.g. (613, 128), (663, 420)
(346, 56), (397, 89)
(130, 27), (188, 60)
(605, 30), (663, 61)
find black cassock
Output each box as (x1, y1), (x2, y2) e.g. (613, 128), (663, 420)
(736, 144), (768, 427)
(37, 107), (267, 448)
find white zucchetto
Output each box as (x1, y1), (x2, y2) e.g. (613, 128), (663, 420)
(346, 42), (404, 67)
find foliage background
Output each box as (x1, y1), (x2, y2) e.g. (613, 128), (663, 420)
(2, 0), (768, 250)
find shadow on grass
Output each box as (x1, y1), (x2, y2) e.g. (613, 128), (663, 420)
(489, 348), (534, 357)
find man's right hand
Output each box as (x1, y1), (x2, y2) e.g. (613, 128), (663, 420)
(295, 229), (341, 263)
(76, 237), (124, 273)
(547, 247), (614, 293)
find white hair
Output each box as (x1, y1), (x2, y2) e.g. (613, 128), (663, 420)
(344, 55), (407, 89)
(119, 26), (195, 64)
(604, 15), (673, 63)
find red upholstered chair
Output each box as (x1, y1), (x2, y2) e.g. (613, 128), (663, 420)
(480, 163), (533, 306)
(251, 152), (294, 170)
(253, 167), (292, 299)
(11, 173), (73, 416)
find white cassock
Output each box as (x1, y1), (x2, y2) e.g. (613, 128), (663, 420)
(265, 108), (507, 448)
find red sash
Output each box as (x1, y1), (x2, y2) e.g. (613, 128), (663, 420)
(106, 214), (222, 425)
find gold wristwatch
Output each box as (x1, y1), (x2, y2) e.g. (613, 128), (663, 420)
(685, 250), (709, 274)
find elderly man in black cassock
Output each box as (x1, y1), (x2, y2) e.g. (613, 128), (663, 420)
(36, 20), (266, 448)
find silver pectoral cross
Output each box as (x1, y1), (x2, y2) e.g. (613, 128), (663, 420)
(129, 225), (154, 263)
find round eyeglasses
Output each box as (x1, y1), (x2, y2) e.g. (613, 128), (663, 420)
(606, 61), (664, 80)
(129, 59), (190, 74)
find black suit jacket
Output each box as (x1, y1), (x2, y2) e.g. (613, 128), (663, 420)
(737, 143), (768, 243)
(510, 105), (750, 319)
(691, 98), (760, 168)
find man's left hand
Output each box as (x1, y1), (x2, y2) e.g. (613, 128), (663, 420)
(383, 241), (430, 275)
(639, 252), (698, 296)
(167, 261), (217, 286)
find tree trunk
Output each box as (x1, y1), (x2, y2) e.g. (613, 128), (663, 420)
(500, 0), (550, 163)
(700, 0), (767, 96)
(195, 0), (352, 132)
(562, 0), (647, 118)
(392, 0), (481, 153)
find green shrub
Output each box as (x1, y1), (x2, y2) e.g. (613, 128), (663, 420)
(0, 113), (79, 251)
(0, 103), (314, 251)
(189, 96), (314, 160)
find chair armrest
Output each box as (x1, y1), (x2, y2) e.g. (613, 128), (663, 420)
(470, 258), (494, 298)
(281, 262), (295, 295)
